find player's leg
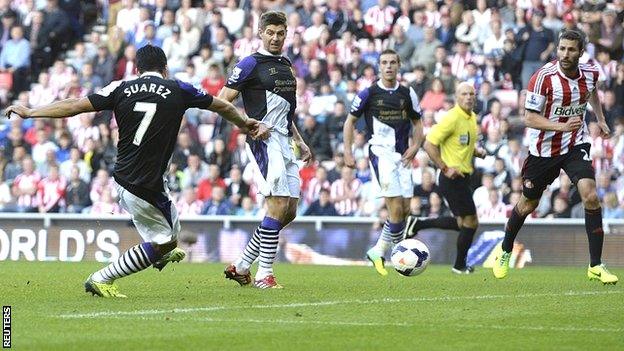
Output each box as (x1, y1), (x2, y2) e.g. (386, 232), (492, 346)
(494, 155), (557, 278)
(368, 196), (405, 276)
(452, 213), (478, 274)
(564, 146), (618, 284)
(86, 188), (180, 297)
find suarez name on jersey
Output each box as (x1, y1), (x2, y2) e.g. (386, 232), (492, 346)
(87, 72), (214, 197)
(524, 60), (599, 158)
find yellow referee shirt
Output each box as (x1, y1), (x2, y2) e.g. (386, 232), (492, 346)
(426, 105), (478, 174)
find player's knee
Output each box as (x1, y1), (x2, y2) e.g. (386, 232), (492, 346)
(581, 191), (600, 209)
(462, 215), (478, 229)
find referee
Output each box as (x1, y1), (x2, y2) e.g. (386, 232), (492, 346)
(404, 82), (485, 274)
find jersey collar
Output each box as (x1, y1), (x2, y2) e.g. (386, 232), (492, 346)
(258, 48), (282, 57)
(140, 71), (164, 79)
(376, 80), (400, 91)
(556, 61), (582, 81)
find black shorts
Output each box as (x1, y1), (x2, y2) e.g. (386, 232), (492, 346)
(437, 172), (476, 217)
(521, 143), (595, 200)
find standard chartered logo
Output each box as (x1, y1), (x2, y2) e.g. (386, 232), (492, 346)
(553, 104), (587, 117)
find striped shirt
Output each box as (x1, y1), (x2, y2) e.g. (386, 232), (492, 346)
(330, 178), (362, 216)
(524, 60), (599, 157)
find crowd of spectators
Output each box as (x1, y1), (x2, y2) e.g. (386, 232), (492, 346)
(0, 0), (623, 220)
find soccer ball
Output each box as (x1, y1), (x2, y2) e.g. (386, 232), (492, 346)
(391, 239), (431, 276)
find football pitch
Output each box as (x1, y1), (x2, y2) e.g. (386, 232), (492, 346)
(1, 262), (622, 350)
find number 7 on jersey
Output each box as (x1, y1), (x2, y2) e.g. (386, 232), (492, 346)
(133, 102), (157, 146)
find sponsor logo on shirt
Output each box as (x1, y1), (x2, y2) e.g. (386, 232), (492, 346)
(553, 103), (587, 117)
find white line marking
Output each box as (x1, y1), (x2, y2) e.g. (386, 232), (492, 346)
(468, 324), (624, 333)
(58, 290), (622, 319)
(195, 318), (409, 327)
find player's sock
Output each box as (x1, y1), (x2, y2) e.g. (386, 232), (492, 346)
(454, 226), (476, 270)
(92, 243), (161, 283)
(389, 220), (406, 244)
(234, 227), (262, 272)
(415, 217), (459, 231)
(502, 206), (527, 253)
(585, 207), (604, 267)
(256, 216), (283, 280)
(373, 220), (393, 254)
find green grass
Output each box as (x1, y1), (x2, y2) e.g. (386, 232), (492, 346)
(1, 262), (622, 351)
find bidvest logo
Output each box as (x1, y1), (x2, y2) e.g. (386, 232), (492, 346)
(553, 104), (587, 117)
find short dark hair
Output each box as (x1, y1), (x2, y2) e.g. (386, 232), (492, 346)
(136, 44), (167, 74)
(558, 29), (586, 51)
(379, 49), (400, 64)
(259, 11), (287, 31)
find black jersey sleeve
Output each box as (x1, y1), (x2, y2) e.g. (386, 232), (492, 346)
(349, 87), (370, 118)
(224, 55), (258, 91)
(88, 81), (123, 111)
(177, 80), (214, 109)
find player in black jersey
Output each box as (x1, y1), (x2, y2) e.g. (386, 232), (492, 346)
(220, 11), (312, 289)
(343, 49), (424, 276)
(6, 45), (260, 298)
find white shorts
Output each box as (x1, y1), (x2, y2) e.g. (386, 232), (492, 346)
(116, 182), (181, 245)
(369, 145), (413, 198)
(246, 133), (300, 198)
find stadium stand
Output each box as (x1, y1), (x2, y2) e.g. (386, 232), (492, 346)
(0, 0), (622, 220)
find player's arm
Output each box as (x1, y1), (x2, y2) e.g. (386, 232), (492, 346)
(523, 80), (582, 132)
(208, 96), (249, 129)
(290, 121), (312, 165)
(424, 112), (462, 179)
(401, 118), (424, 167)
(343, 114), (358, 168)
(5, 97), (96, 119)
(344, 88), (369, 168)
(588, 89), (610, 137)
(217, 86), (241, 103)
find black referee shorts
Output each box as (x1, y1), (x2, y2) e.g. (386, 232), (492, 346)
(437, 172), (477, 217)
(521, 143), (595, 200)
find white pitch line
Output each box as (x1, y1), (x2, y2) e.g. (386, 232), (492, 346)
(58, 290), (622, 319)
(196, 318), (409, 327)
(468, 324), (624, 333)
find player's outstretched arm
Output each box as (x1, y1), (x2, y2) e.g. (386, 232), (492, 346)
(208, 97), (250, 129)
(217, 86), (240, 103)
(524, 110), (582, 132)
(342, 114), (358, 168)
(5, 97), (96, 120)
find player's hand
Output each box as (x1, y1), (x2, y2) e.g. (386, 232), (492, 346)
(444, 167), (464, 179)
(298, 141), (312, 165)
(401, 145), (418, 167)
(238, 118), (257, 135)
(5, 105), (31, 119)
(597, 121), (611, 138)
(560, 117), (583, 132)
(252, 122), (272, 141)
(344, 152), (356, 168)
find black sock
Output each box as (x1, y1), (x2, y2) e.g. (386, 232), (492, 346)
(585, 208), (604, 267)
(502, 207), (527, 253)
(454, 226), (476, 269)
(415, 216), (460, 232)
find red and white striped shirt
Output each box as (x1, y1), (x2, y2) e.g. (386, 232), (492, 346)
(37, 176), (66, 209)
(363, 5), (397, 37)
(330, 178), (362, 216)
(524, 60), (599, 157)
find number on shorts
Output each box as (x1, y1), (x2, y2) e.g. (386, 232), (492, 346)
(133, 102), (157, 146)
(581, 149), (591, 162)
